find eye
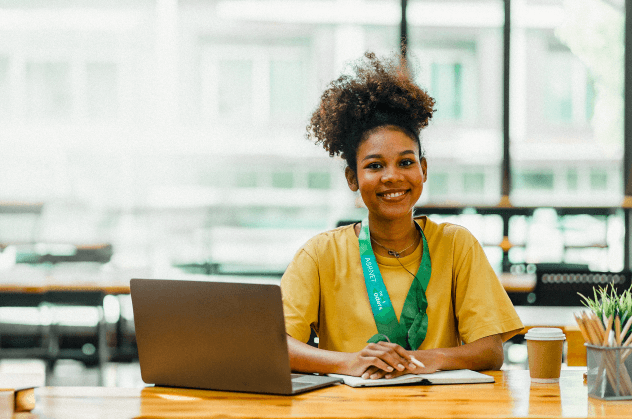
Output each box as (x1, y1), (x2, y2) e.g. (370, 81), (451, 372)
(366, 162), (382, 170)
(400, 159), (415, 167)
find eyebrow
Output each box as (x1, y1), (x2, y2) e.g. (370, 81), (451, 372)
(361, 150), (416, 161)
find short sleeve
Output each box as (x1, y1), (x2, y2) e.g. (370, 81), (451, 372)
(280, 246), (321, 344)
(452, 235), (524, 343)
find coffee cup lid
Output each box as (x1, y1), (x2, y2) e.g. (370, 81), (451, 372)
(525, 327), (566, 341)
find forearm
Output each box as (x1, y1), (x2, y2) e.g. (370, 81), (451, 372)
(412, 334), (504, 372)
(287, 334), (351, 375)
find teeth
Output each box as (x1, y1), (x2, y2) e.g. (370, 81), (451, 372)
(383, 191), (405, 198)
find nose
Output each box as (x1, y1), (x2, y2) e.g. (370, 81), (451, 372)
(381, 165), (403, 183)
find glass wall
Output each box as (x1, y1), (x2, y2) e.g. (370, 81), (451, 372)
(510, 0), (624, 207)
(507, 0), (625, 271)
(0, 0), (626, 276)
(0, 0), (403, 275)
(408, 0), (504, 206)
(407, 0), (625, 273)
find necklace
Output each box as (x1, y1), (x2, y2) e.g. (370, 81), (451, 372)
(370, 231), (420, 258)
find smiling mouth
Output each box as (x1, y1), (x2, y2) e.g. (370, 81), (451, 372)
(379, 190), (408, 199)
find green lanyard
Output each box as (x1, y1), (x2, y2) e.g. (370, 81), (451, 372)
(358, 217), (431, 350)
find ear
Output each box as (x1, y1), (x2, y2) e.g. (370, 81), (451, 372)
(421, 158), (428, 183)
(345, 167), (359, 192)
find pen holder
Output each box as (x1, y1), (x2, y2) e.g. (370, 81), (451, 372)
(586, 344), (632, 400)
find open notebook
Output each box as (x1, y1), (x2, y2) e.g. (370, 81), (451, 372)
(328, 369), (494, 387)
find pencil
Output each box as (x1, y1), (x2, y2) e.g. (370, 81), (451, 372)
(410, 356), (425, 369)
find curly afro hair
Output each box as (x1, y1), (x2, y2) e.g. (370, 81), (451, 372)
(306, 52), (435, 173)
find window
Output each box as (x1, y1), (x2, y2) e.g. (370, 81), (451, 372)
(428, 172), (449, 197)
(86, 62), (119, 120)
(217, 59), (253, 120)
(411, 42), (477, 123)
(0, 0), (626, 275)
(307, 172), (331, 190)
(566, 168), (578, 191)
(25, 61), (71, 120)
(431, 63), (463, 120)
(201, 44), (309, 123)
(514, 171), (554, 190)
(544, 46), (593, 125)
(544, 52), (573, 123)
(235, 172), (258, 188)
(586, 76), (596, 121)
(270, 58), (305, 120)
(590, 169), (608, 191)
(511, 1), (623, 206)
(0, 57), (9, 121)
(409, 12), (501, 206)
(463, 171), (485, 194)
(272, 172), (293, 189)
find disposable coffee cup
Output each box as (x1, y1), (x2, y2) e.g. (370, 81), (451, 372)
(525, 327), (565, 383)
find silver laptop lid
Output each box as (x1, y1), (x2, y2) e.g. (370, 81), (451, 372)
(130, 278), (294, 394)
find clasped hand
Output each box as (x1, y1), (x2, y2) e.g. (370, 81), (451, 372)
(347, 341), (437, 380)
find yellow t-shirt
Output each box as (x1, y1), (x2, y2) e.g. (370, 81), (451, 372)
(281, 216), (524, 353)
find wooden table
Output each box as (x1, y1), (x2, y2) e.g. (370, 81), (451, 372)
(0, 267), (133, 295)
(0, 270), (538, 296)
(28, 370), (632, 419)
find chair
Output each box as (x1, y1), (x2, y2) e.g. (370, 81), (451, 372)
(530, 269), (631, 306)
(44, 291), (108, 370)
(0, 292), (48, 359)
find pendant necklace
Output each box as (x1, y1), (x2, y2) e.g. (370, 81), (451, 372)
(370, 231), (419, 258)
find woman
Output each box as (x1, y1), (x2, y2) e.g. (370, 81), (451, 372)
(281, 53), (523, 380)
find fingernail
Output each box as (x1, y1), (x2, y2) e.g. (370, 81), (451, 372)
(385, 374), (392, 379)
(370, 373), (379, 379)
(397, 364), (405, 371)
(386, 366), (393, 372)
(362, 373), (369, 379)
(409, 363), (417, 370)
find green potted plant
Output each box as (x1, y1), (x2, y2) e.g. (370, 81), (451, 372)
(577, 284), (632, 400)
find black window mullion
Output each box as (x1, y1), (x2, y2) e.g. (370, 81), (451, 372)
(502, 0), (511, 201)
(624, 0), (632, 270)
(401, 0), (408, 58)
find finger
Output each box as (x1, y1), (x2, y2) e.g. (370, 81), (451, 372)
(363, 349), (406, 371)
(362, 366), (388, 380)
(361, 366), (380, 379)
(376, 342), (420, 370)
(378, 343), (422, 371)
(375, 341), (413, 361)
(384, 369), (410, 379)
(360, 356), (395, 377)
(369, 369), (388, 380)
(362, 365), (392, 379)
(367, 345), (412, 371)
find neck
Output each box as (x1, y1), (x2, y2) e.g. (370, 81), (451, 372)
(367, 213), (419, 257)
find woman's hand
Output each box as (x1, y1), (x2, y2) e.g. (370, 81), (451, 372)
(360, 348), (440, 379)
(358, 334), (504, 379)
(342, 341), (419, 378)
(286, 333), (503, 379)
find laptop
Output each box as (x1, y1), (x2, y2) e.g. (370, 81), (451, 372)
(130, 278), (342, 395)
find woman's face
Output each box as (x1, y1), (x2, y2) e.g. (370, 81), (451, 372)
(345, 125), (427, 222)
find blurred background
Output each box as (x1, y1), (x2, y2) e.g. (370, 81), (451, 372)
(0, 0), (626, 386)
